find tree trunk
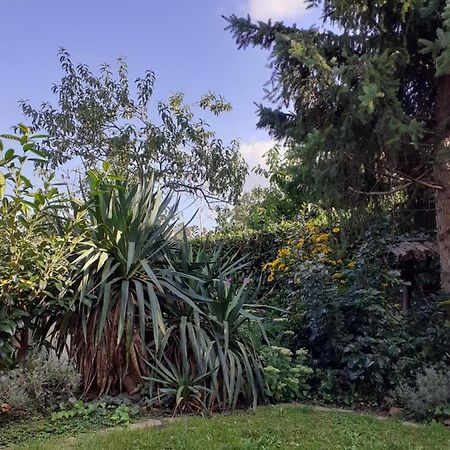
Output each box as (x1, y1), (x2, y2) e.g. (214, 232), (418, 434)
(16, 327), (29, 364)
(435, 74), (450, 293)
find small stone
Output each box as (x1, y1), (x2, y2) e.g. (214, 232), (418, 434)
(443, 419), (450, 427)
(388, 407), (402, 417)
(129, 419), (163, 430)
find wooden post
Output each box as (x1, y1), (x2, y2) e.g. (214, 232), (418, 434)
(402, 282), (412, 311)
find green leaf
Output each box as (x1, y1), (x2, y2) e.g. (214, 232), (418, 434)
(0, 172), (5, 200)
(126, 242), (136, 274)
(134, 280), (147, 349)
(117, 280), (130, 344)
(146, 282), (166, 350)
(4, 148), (15, 162)
(97, 282), (112, 342)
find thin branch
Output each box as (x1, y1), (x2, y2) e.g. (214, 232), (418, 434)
(349, 183), (413, 196)
(384, 169), (443, 190)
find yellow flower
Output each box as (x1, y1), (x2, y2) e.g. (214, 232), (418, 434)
(267, 273), (275, 283)
(314, 243), (331, 254)
(315, 233), (330, 243)
(296, 238), (305, 248)
(347, 261), (356, 269)
(332, 227), (340, 233)
(278, 247), (291, 258)
(272, 258), (282, 268)
(332, 272), (343, 279)
(306, 222), (318, 234)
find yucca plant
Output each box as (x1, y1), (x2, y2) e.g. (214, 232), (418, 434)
(53, 171), (185, 395)
(206, 278), (266, 411)
(146, 316), (216, 415)
(158, 235), (248, 321)
(147, 240), (267, 412)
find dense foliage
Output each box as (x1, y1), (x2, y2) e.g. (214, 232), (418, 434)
(203, 215), (449, 416)
(0, 127), (83, 368)
(219, 1), (450, 420)
(0, 130), (265, 415)
(1, 1), (450, 435)
(216, 186), (298, 231)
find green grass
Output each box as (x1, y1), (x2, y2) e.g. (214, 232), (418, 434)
(9, 405), (450, 450)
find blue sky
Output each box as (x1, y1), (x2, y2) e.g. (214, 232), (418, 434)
(0, 0), (319, 226)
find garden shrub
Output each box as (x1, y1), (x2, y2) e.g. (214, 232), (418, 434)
(0, 351), (80, 415)
(261, 346), (313, 402)
(292, 266), (405, 404)
(394, 365), (450, 421)
(256, 221), (450, 406)
(0, 129), (83, 370)
(198, 221), (299, 281)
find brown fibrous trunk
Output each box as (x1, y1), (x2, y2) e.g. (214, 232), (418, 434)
(70, 303), (147, 397)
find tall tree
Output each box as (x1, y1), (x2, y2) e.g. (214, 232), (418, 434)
(226, 1), (450, 290)
(426, 3), (450, 290)
(21, 50), (247, 204)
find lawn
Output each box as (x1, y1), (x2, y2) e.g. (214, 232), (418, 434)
(10, 405), (450, 450)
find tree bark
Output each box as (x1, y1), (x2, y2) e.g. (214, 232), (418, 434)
(435, 74), (450, 293)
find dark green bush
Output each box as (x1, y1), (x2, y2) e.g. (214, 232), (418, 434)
(283, 236), (449, 406)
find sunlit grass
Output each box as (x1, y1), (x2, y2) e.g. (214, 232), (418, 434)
(13, 404), (450, 450)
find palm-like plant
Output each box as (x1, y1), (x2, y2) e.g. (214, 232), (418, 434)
(206, 278), (266, 411)
(54, 171), (181, 395)
(147, 240), (266, 412)
(146, 316), (215, 415)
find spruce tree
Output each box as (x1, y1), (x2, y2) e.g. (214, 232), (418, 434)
(226, 1), (450, 291)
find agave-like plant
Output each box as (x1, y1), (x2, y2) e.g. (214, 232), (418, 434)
(53, 171), (185, 395)
(147, 240), (267, 412)
(206, 278), (266, 411)
(158, 234), (249, 320)
(50, 173), (269, 408)
(146, 316), (216, 415)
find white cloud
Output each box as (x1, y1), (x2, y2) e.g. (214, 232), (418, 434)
(248, 0), (308, 21)
(240, 140), (275, 191)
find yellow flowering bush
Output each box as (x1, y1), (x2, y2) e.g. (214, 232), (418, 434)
(262, 219), (354, 283)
